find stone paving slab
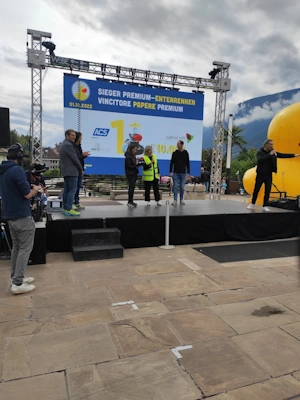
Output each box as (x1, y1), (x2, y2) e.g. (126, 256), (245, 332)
(243, 267), (296, 285)
(0, 372), (68, 400)
(245, 283), (296, 298)
(2, 324), (118, 381)
(179, 339), (269, 396)
(222, 256), (299, 268)
(210, 297), (300, 334)
(0, 296), (31, 323)
(67, 351), (202, 400)
(162, 293), (214, 311)
(232, 327), (300, 377)
(112, 301), (169, 320)
(31, 286), (114, 318)
(150, 274), (222, 297)
(0, 338), (5, 379)
(228, 374), (300, 400)
(280, 321), (300, 340)
(273, 292), (300, 313)
(54, 308), (114, 329)
(72, 264), (137, 283)
(208, 395), (233, 400)
(203, 266), (260, 289)
(207, 288), (256, 305)
(130, 270), (191, 283)
(0, 238), (299, 398)
(163, 308), (236, 343)
(0, 317), (54, 338)
(132, 259), (190, 275)
(108, 316), (181, 357)
(107, 280), (163, 303)
(272, 265), (300, 280)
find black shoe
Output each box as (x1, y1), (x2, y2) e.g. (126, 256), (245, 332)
(127, 202), (136, 208)
(132, 202), (137, 207)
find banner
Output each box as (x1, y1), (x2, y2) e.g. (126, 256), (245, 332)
(64, 76), (204, 175)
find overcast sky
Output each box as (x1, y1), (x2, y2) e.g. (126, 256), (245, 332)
(1, 0), (300, 147)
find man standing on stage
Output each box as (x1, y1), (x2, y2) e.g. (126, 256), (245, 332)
(170, 140), (190, 205)
(247, 139), (300, 212)
(200, 166), (210, 193)
(0, 143), (39, 294)
(59, 129), (83, 216)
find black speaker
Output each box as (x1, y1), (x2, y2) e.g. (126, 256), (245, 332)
(0, 108), (10, 147)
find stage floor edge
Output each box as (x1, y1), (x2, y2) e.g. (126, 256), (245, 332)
(46, 200), (300, 252)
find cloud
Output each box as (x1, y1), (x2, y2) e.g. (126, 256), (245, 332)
(234, 90), (300, 125)
(1, 0), (300, 149)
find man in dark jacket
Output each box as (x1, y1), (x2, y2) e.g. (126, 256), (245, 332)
(59, 129), (83, 216)
(200, 167), (210, 193)
(73, 131), (90, 210)
(247, 139), (300, 212)
(169, 140), (190, 205)
(0, 143), (40, 294)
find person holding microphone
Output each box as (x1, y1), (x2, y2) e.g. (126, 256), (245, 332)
(247, 139), (300, 212)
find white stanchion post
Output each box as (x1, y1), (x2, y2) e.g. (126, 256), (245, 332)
(159, 200), (175, 249)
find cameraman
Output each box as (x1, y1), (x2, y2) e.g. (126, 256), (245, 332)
(0, 144), (39, 295)
(26, 163), (48, 221)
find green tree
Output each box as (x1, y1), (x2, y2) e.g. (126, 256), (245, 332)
(10, 129), (19, 144)
(44, 168), (61, 178)
(201, 148), (212, 173)
(230, 148), (257, 180)
(224, 125), (247, 148)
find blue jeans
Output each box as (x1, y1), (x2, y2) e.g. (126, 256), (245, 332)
(63, 176), (78, 211)
(74, 174), (83, 205)
(203, 181), (209, 193)
(173, 173), (186, 201)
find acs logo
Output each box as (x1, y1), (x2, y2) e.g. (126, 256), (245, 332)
(93, 128), (110, 137)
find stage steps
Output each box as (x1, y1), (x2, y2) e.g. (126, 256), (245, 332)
(71, 228), (124, 261)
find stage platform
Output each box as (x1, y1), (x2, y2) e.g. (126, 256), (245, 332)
(46, 200), (300, 252)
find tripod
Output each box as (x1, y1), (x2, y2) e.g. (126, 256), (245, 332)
(0, 222), (11, 255)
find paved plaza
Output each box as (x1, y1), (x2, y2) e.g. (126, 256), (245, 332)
(0, 196), (300, 399)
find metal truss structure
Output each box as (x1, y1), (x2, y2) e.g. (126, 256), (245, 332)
(210, 62), (231, 199)
(26, 29), (230, 195)
(27, 29), (51, 162)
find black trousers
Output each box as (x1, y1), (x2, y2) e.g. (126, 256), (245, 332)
(252, 174), (272, 206)
(127, 175), (137, 203)
(144, 179), (160, 202)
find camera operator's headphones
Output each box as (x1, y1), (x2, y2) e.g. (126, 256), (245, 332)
(7, 143), (25, 160)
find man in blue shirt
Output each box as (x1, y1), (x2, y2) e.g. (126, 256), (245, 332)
(0, 144), (39, 294)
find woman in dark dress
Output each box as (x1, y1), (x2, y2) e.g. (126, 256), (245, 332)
(125, 144), (140, 207)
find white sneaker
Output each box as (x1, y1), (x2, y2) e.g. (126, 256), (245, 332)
(262, 206), (271, 212)
(147, 201), (151, 206)
(11, 277), (35, 285)
(172, 201), (177, 206)
(157, 201), (162, 206)
(11, 282), (36, 295)
(180, 200), (185, 205)
(247, 203), (254, 210)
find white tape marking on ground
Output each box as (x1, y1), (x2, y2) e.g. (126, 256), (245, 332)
(131, 304), (139, 310)
(171, 345), (193, 359)
(178, 258), (202, 271)
(111, 301), (134, 307)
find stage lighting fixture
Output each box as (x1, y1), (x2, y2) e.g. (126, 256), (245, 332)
(42, 41), (56, 56)
(208, 68), (221, 79)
